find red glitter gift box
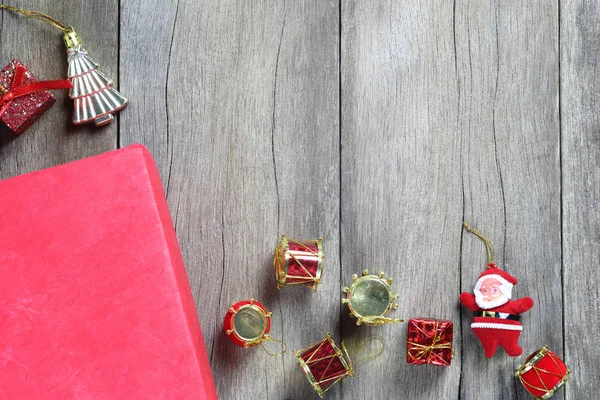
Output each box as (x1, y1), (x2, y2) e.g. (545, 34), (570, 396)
(406, 318), (454, 366)
(0, 59), (58, 134)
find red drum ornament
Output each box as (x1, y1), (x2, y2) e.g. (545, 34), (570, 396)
(515, 346), (570, 399)
(274, 234), (324, 291)
(224, 299), (270, 347)
(342, 270), (403, 326)
(293, 333), (384, 398)
(223, 299), (286, 355)
(293, 333), (353, 398)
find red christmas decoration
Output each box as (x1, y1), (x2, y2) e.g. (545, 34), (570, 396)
(293, 333), (354, 398)
(223, 299), (272, 348)
(274, 234), (324, 291)
(406, 318), (454, 366)
(0, 59), (72, 134)
(515, 345), (570, 399)
(460, 223), (534, 358)
(460, 264), (534, 358)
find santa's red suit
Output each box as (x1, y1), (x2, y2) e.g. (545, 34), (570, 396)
(460, 265), (534, 358)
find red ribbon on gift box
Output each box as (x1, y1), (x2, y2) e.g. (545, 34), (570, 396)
(0, 65), (72, 116)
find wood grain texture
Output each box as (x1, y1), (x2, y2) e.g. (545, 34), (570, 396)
(120, 0), (340, 398)
(561, 1), (600, 399)
(456, 1), (562, 399)
(0, 0), (118, 179)
(341, 1), (462, 398)
(0, 0), (594, 398)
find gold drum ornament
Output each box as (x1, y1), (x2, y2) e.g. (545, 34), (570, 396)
(342, 270), (403, 326)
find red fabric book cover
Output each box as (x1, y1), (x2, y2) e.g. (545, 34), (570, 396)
(0, 145), (217, 399)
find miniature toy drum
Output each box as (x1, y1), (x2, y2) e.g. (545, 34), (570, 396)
(293, 333), (354, 398)
(515, 345), (570, 399)
(274, 234), (324, 291)
(342, 270), (402, 326)
(224, 299), (272, 348)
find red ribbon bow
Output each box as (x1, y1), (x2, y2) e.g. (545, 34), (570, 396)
(0, 65), (72, 117)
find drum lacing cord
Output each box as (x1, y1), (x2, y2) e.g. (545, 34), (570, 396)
(463, 221), (497, 268)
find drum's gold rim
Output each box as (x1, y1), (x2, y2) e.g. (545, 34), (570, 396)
(274, 235), (289, 288)
(515, 345), (548, 376)
(231, 304), (269, 343)
(539, 369), (570, 400)
(346, 275), (393, 322)
(326, 332), (354, 378)
(313, 238), (325, 290)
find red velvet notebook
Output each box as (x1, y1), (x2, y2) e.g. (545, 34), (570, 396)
(0, 145), (217, 399)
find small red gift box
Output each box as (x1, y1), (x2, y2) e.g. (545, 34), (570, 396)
(0, 59), (64, 134)
(406, 318), (454, 366)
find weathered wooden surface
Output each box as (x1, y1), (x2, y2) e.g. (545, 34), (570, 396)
(0, 0), (597, 398)
(341, 1), (462, 398)
(562, 0), (600, 398)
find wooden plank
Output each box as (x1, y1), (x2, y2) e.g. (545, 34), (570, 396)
(456, 1), (561, 399)
(120, 1), (340, 398)
(561, 1), (600, 398)
(0, 0), (118, 180)
(342, 0), (560, 398)
(341, 1), (462, 398)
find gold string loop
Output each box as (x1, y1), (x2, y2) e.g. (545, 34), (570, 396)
(0, 5), (67, 32)
(259, 337), (287, 357)
(463, 221), (496, 266)
(343, 336), (385, 369)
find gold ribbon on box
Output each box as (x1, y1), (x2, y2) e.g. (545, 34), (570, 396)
(407, 320), (454, 365)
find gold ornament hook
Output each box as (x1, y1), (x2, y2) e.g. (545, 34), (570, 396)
(259, 337), (288, 357)
(343, 336), (385, 369)
(463, 221), (496, 266)
(63, 27), (83, 49)
(0, 5), (67, 32)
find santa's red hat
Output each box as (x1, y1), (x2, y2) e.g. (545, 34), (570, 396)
(476, 264), (518, 285)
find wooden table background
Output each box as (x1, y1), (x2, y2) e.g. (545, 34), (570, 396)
(1, 1), (598, 399)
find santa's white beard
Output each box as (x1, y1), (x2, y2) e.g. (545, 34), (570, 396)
(475, 291), (510, 309)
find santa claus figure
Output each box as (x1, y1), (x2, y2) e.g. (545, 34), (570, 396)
(460, 264), (534, 358)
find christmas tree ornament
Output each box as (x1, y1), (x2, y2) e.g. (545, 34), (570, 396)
(515, 345), (570, 399)
(0, 59), (72, 134)
(459, 222), (535, 358)
(406, 318), (454, 366)
(0, 5), (128, 127)
(342, 269), (403, 326)
(223, 299), (287, 355)
(293, 333), (384, 398)
(63, 27), (128, 126)
(274, 234), (324, 291)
